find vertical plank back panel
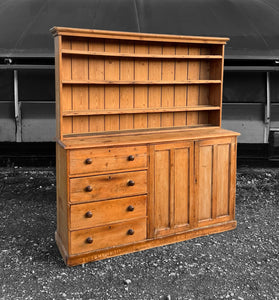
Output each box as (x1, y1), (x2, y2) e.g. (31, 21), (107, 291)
(187, 46), (200, 125)
(201, 46), (211, 55)
(61, 38), (73, 135)
(134, 43), (148, 129)
(89, 39), (105, 132)
(119, 41), (135, 130)
(71, 38), (89, 133)
(174, 44), (188, 126)
(104, 40), (120, 131)
(199, 51), (210, 126)
(161, 45), (175, 127)
(148, 44), (162, 128)
(209, 85), (221, 126)
(199, 49), (210, 124)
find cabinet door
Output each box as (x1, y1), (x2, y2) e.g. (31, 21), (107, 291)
(150, 142), (194, 238)
(195, 137), (237, 227)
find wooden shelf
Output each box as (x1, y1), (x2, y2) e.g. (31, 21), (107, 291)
(61, 49), (223, 60)
(62, 80), (221, 85)
(59, 127), (239, 149)
(55, 28), (225, 137)
(62, 105), (220, 117)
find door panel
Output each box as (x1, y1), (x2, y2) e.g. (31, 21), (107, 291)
(195, 137), (236, 227)
(151, 142), (194, 237)
(154, 150), (170, 231)
(198, 145), (213, 221)
(216, 144), (230, 217)
(174, 148), (190, 226)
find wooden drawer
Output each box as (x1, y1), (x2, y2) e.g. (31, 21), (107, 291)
(70, 195), (147, 230)
(69, 146), (147, 175)
(70, 218), (146, 254)
(70, 171), (147, 203)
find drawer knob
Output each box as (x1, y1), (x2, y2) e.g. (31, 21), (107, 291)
(86, 237), (93, 244)
(85, 211), (93, 218)
(127, 205), (134, 212)
(127, 180), (135, 186)
(128, 155), (135, 161)
(85, 158), (93, 164)
(127, 229), (134, 235)
(85, 185), (93, 192)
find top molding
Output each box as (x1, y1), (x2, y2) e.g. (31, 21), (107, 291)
(50, 27), (229, 45)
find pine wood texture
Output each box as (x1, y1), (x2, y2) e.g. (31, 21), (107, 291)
(53, 27), (239, 266)
(70, 195), (147, 230)
(70, 171), (147, 203)
(50, 27), (229, 44)
(195, 137), (236, 227)
(151, 142), (194, 237)
(52, 28), (228, 138)
(57, 220), (237, 266)
(69, 145), (147, 175)
(70, 218), (147, 255)
(60, 127), (239, 149)
(55, 144), (69, 252)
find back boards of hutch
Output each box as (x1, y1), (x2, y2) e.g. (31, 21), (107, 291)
(51, 27), (239, 266)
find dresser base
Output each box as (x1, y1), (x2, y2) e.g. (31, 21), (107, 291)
(56, 220), (236, 267)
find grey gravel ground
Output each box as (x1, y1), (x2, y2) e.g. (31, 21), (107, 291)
(0, 166), (278, 300)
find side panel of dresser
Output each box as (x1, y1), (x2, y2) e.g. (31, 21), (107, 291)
(55, 143), (69, 262)
(195, 136), (237, 227)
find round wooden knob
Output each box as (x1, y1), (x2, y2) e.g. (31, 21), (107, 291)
(128, 155), (135, 161)
(127, 229), (134, 235)
(86, 237), (93, 244)
(127, 180), (135, 186)
(85, 158), (92, 164)
(85, 185), (93, 192)
(127, 205), (134, 212)
(85, 211), (93, 218)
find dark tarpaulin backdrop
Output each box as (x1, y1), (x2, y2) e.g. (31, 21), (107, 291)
(0, 0), (279, 145)
(0, 0), (279, 59)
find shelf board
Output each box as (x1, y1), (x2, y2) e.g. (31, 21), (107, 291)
(59, 127), (239, 149)
(62, 80), (221, 85)
(62, 49), (223, 60)
(62, 105), (221, 117)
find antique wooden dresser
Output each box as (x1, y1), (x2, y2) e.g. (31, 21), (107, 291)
(51, 27), (239, 266)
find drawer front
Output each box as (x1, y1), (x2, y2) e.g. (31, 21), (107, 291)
(70, 218), (146, 254)
(70, 171), (147, 203)
(69, 146), (147, 175)
(70, 195), (147, 230)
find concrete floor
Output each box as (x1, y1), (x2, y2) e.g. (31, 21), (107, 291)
(0, 166), (278, 300)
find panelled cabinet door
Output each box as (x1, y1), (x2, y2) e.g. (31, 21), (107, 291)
(195, 137), (237, 227)
(149, 142), (194, 237)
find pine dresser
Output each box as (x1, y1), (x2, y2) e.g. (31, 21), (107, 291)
(51, 27), (240, 266)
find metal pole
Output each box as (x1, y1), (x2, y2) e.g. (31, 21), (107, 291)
(264, 72), (271, 143)
(14, 70), (22, 142)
